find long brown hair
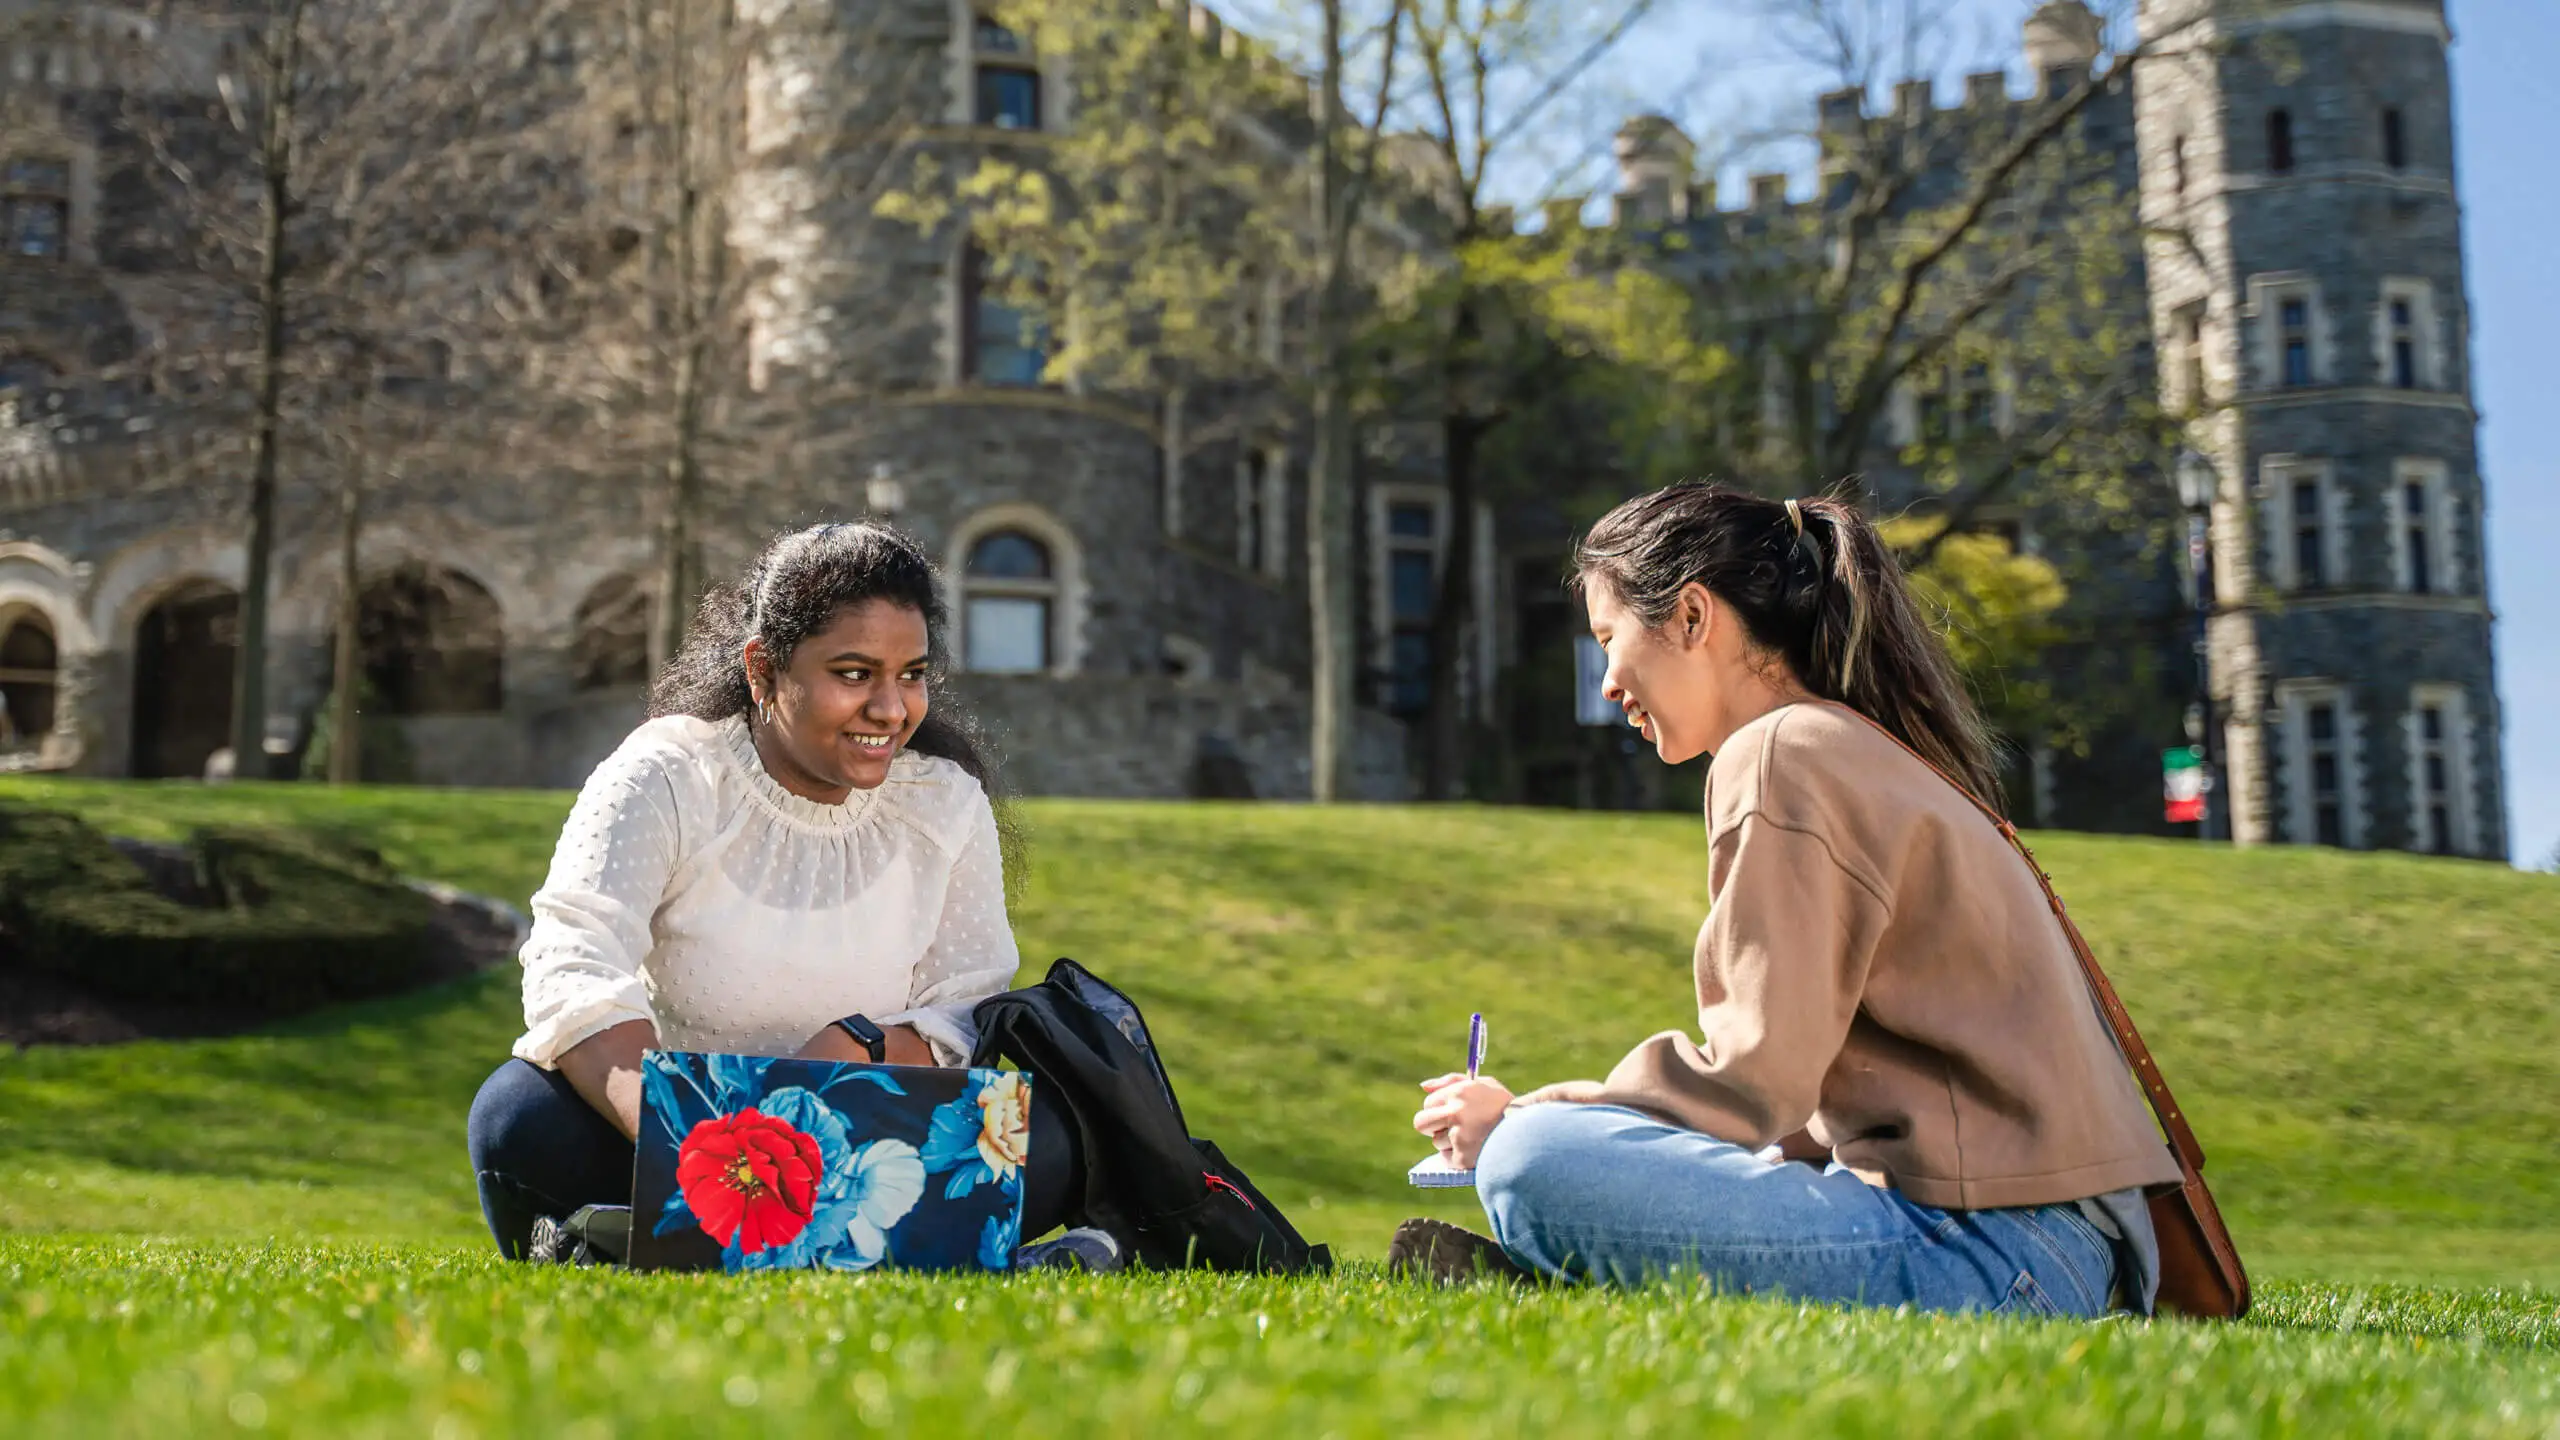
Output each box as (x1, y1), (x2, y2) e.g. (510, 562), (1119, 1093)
(1573, 482), (2003, 807)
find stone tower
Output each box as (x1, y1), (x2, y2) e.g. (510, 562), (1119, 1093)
(2135, 0), (2505, 857)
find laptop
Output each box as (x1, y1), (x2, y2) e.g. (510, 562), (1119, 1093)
(627, 1049), (1031, 1273)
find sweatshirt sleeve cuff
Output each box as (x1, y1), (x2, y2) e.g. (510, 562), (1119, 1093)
(877, 1003), (979, 1069)
(513, 994), (654, 1070)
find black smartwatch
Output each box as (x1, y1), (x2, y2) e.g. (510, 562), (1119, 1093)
(833, 1014), (887, 1064)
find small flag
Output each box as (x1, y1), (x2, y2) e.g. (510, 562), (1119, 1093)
(2164, 747), (2207, 824)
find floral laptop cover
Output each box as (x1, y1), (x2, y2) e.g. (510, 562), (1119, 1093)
(628, 1051), (1031, 1274)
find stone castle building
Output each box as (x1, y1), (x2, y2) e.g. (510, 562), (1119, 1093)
(0, 0), (2508, 856)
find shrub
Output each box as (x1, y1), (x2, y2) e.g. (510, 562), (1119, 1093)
(0, 805), (437, 1012)
(297, 680), (418, 784)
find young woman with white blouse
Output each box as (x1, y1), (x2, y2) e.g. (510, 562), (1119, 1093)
(465, 523), (1096, 1264)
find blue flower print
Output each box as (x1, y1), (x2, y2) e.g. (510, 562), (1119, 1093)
(921, 1071), (1032, 1201)
(979, 1212), (1020, 1271)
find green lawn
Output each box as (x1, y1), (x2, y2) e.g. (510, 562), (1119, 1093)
(2, 777), (2556, 1435)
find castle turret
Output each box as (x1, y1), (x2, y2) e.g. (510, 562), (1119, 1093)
(1612, 115), (1695, 225)
(2135, 0), (2503, 856)
(2024, 0), (2104, 89)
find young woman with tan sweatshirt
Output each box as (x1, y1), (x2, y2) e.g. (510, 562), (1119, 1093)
(1391, 483), (2180, 1317)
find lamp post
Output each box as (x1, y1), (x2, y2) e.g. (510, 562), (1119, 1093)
(864, 462), (906, 521)
(2175, 448), (2218, 841)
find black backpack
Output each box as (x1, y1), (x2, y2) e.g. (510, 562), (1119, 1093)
(969, 959), (1332, 1274)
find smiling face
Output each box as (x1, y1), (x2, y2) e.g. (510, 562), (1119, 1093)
(1586, 574), (1803, 768)
(744, 599), (932, 800)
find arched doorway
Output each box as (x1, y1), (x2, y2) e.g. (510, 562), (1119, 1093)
(360, 564), (505, 714)
(130, 581), (239, 778)
(570, 573), (650, 691)
(0, 609), (59, 750)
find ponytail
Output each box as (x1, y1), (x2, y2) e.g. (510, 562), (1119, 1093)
(1574, 483), (2003, 808)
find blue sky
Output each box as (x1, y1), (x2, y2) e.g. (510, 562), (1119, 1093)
(1604, 0), (2552, 866)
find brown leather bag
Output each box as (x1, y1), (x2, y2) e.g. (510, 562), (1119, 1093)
(1844, 710), (2252, 1319)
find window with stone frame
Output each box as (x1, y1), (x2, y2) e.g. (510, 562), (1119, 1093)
(3, 158), (70, 260)
(2376, 279), (2436, 391)
(973, 14), (1042, 131)
(2275, 680), (2360, 849)
(1912, 361), (1951, 447)
(960, 244), (1050, 387)
(2266, 107), (2295, 173)
(2249, 276), (2326, 391)
(2279, 298), (2312, 386)
(2303, 698), (2345, 846)
(2414, 701), (2454, 853)
(2382, 106), (2408, 171)
(0, 611), (57, 745)
(2407, 684), (2474, 856)
(961, 529), (1057, 674)
(2173, 301), (2209, 410)
(2261, 456), (2343, 594)
(1237, 444), (1286, 579)
(2170, 133), (2189, 199)
(1372, 491), (1443, 717)
(1956, 360), (1996, 436)
(2391, 458), (2456, 597)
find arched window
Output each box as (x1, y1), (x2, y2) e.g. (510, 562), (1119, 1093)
(358, 563), (505, 714)
(2266, 108), (2294, 173)
(0, 611), (58, 745)
(973, 14), (1042, 131)
(962, 244), (1051, 388)
(571, 573), (651, 690)
(962, 530), (1056, 674)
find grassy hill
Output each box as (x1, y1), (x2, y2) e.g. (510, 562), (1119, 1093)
(1, 777), (2556, 1435)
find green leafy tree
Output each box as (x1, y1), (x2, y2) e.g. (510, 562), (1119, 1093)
(880, 0), (1416, 801)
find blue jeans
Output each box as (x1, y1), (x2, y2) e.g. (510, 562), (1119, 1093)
(1474, 1103), (2118, 1318)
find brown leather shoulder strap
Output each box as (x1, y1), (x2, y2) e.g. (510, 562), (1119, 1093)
(1824, 706), (2207, 1173)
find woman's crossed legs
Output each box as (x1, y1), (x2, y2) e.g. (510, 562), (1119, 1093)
(1473, 1101), (2117, 1318)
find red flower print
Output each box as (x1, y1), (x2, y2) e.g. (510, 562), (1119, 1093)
(675, 1109), (823, 1254)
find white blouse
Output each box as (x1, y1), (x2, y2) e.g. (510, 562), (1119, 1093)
(511, 714), (1021, 1070)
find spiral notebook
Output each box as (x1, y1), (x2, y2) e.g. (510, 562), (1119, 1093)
(1407, 1153), (1477, 1189)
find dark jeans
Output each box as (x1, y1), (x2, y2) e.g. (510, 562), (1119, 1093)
(466, 1058), (1082, 1260)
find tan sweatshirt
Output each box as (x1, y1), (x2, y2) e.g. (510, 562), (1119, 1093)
(1520, 703), (2180, 1211)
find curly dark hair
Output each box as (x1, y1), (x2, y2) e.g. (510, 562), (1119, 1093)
(649, 523), (1021, 872)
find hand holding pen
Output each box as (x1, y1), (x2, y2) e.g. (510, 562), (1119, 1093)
(1415, 1012), (1513, 1171)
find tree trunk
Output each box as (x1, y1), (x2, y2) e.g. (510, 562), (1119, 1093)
(328, 479), (362, 784)
(229, 0), (303, 780)
(647, 0), (728, 676)
(1421, 409), (1484, 802)
(1305, 0), (1358, 804)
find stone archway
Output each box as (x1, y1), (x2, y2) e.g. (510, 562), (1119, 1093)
(359, 563), (505, 714)
(130, 580), (239, 779)
(0, 608), (59, 749)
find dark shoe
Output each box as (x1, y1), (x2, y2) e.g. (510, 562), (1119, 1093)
(526, 1213), (580, 1265)
(1387, 1217), (1536, 1286)
(1013, 1226), (1126, 1274)
(525, 1206), (629, 1267)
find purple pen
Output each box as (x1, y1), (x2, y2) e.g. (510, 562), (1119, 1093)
(1466, 1012), (1486, 1080)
